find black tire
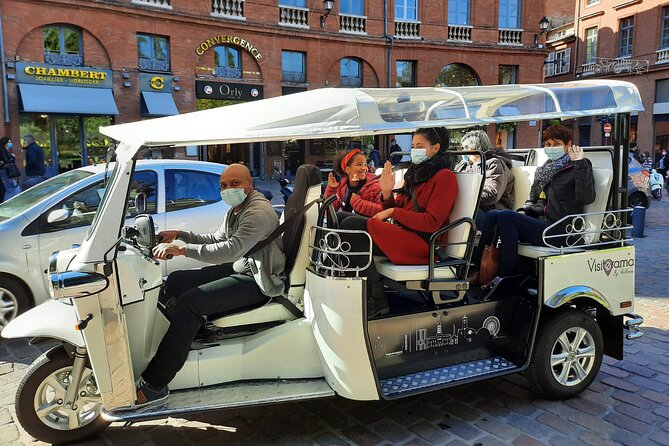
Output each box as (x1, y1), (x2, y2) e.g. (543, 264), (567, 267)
(0, 275), (31, 330)
(526, 308), (603, 399)
(628, 191), (649, 208)
(16, 345), (110, 444)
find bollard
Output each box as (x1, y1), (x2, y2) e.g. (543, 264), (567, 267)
(631, 206), (646, 238)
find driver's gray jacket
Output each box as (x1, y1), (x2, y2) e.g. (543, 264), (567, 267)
(176, 191), (286, 297)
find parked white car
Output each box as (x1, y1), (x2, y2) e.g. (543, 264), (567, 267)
(0, 160), (229, 327)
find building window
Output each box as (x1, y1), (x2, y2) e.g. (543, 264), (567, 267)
(619, 17), (634, 57)
(340, 0), (364, 15)
(585, 27), (598, 63)
(585, 0), (599, 5)
(282, 51), (306, 83)
(396, 60), (416, 87)
(137, 34), (170, 72)
(435, 63), (480, 87)
(395, 0), (417, 20)
(279, 0), (306, 6)
(43, 26), (82, 66)
(499, 65), (518, 84)
(545, 49), (571, 77)
(214, 46), (241, 79)
(340, 58), (362, 87)
(662, 7), (669, 48)
(499, 0), (521, 29)
(448, 0), (470, 25)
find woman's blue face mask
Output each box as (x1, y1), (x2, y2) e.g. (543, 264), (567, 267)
(545, 146), (565, 160)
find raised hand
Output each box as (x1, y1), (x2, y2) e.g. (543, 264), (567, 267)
(157, 230), (179, 243)
(327, 172), (338, 188)
(379, 161), (394, 200)
(568, 145), (584, 161)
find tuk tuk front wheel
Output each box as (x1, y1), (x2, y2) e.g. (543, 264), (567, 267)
(16, 345), (110, 444)
(526, 308), (603, 399)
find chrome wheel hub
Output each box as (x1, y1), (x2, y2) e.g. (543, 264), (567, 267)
(34, 365), (102, 430)
(550, 326), (596, 387)
(0, 287), (18, 329)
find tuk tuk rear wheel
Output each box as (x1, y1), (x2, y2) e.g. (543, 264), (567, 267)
(526, 308), (603, 399)
(16, 345), (110, 444)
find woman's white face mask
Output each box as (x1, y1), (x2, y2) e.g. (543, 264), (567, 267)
(545, 146), (565, 160)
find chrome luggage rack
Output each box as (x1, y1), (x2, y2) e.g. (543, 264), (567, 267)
(541, 209), (633, 253)
(308, 226), (373, 277)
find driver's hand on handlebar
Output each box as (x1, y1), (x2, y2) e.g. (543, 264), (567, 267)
(157, 230), (179, 243)
(152, 243), (185, 260)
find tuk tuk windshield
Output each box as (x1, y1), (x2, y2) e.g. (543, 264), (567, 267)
(86, 161), (121, 241)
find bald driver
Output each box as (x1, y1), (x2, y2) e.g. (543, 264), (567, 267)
(132, 164), (286, 409)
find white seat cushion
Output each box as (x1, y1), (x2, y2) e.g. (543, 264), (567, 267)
(210, 302), (297, 328)
(374, 256), (456, 281)
(446, 173), (483, 259)
(517, 244), (585, 259)
(510, 166), (536, 209)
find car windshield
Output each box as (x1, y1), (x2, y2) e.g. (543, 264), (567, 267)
(0, 170), (94, 222)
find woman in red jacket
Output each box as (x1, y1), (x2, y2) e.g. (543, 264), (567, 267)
(339, 127), (458, 317)
(324, 149), (382, 217)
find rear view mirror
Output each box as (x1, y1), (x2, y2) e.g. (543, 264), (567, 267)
(47, 209), (70, 224)
(133, 214), (155, 248)
(135, 192), (147, 214)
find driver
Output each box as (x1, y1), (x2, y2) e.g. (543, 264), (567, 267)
(133, 164), (286, 409)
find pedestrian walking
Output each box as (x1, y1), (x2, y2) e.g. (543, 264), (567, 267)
(21, 134), (46, 190)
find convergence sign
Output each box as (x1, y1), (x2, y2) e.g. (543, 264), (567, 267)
(195, 35), (263, 61)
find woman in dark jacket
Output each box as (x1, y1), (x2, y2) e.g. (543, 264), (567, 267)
(469, 125), (596, 285)
(324, 148), (382, 217)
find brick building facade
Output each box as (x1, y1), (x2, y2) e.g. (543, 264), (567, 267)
(0, 0), (550, 178)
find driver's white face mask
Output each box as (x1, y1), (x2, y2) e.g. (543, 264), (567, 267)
(220, 187), (247, 207)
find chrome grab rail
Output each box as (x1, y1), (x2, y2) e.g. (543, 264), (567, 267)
(541, 209), (633, 253)
(624, 312), (644, 340)
(308, 226), (372, 277)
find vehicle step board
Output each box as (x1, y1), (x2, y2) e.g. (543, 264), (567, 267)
(380, 357), (517, 397)
(101, 378), (334, 422)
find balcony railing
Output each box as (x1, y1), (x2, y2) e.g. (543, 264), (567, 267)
(279, 5), (309, 28)
(498, 28), (522, 45)
(212, 0), (245, 19)
(44, 52), (83, 67)
(576, 57), (649, 77)
(395, 20), (420, 39)
(447, 24), (472, 42)
(132, 0), (171, 8)
(215, 66), (242, 78)
(340, 76), (362, 87)
(657, 48), (669, 64)
(139, 58), (170, 72)
(340, 14), (366, 34)
(282, 71), (306, 83)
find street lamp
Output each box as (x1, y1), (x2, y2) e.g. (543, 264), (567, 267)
(320, 0), (335, 28)
(534, 16), (550, 48)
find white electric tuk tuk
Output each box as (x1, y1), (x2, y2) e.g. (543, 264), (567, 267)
(3, 80), (645, 444)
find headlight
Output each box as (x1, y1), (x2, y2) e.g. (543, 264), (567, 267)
(49, 271), (109, 301)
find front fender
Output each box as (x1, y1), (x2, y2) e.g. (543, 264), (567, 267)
(1, 299), (84, 347)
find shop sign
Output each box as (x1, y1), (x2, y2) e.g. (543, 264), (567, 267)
(195, 35), (262, 61)
(196, 80), (263, 101)
(16, 62), (113, 88)
(139, 73), (173, 92)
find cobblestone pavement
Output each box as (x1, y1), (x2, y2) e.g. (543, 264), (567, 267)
(1, 198), (668, 446)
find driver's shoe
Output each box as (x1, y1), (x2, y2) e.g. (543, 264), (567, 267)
(134, 377), (169, 409)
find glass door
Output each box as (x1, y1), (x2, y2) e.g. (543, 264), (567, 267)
(53, 116), (83, 173)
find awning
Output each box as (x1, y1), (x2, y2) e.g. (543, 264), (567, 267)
(18, 83), (119, 115)
(140, 91), (179, 117)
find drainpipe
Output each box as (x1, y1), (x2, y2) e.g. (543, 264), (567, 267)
(383, 0), (394, 160)
(384, 0), (394, 88)
(573, 0), (581, 80)
(0, 13), (10, 125)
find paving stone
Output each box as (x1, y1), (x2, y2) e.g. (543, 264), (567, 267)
(599, 364), (630, 379)
(369, 420), (413, 444)
(506, 414), (556, 440)
(341, 424), (383, 446)
(566, 412), (616, 436)
(563, 397), (606, 416)
(475, 417), (522, 440)
(401, 438), (433, 446)
(511, 434), (546, 446)
(535, 412), (575, 435)
(577, 431), (621, 446)
(628, 375), (669, 392)
(603, 411), (649, 435)
(473, 436), (510, 446)
(442, 401), (482, 422)
(600, 376), (641, 392)
(441, 420), (482, 442)
(650, 430), (669, 446)
(613, 402), (658, 424)
(408, 421), (452, 445)
(315, 431), (351, 446)
(641, 390), (669, 405)
(549, 434), (586, 446)
(0, 423), (19, 445)
(611, 390), (653, 409)
(610, 429), (657, 446)
(655, 405), (669, 420)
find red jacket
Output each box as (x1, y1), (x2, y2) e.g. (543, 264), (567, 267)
(324, 173), (383, 217)
(368, 168), (458, 265)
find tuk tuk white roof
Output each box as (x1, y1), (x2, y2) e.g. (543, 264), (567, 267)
(100, 80), (643, 153)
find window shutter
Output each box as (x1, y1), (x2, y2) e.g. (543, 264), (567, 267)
(545, 52), (555, 77)
(564, 48), (571, 74)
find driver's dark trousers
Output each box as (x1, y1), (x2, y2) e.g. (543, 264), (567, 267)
(142, 264), (270, 388)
